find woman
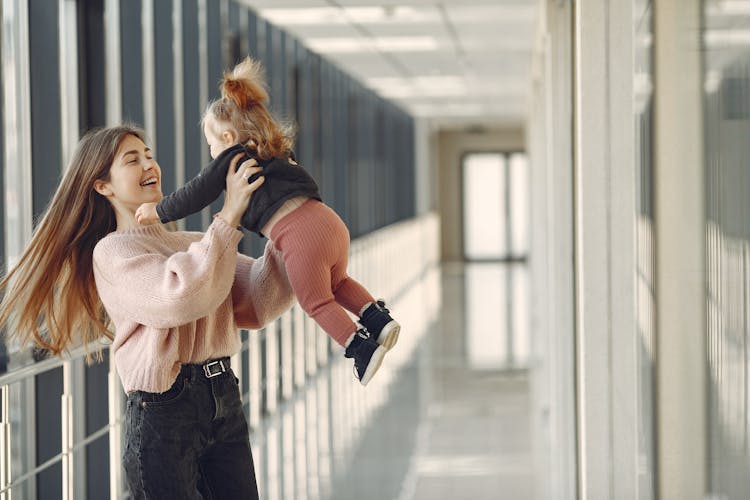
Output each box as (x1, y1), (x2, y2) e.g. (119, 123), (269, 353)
(0, 125), (294, 498)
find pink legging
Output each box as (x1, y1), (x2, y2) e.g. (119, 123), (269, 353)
(269, 199), (375, 346)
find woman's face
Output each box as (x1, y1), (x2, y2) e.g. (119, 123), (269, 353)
(96, 135), (162, 212)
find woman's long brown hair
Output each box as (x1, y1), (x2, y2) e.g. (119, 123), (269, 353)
(0, 125), (145, 361)
(205, 57), (295, 160)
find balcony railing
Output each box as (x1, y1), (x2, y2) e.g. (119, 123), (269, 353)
(0, 213), (440, 500)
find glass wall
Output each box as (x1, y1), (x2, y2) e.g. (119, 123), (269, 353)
(0, 0), (418, 497)
(703, 0), (750, 496)
(634, 0), (656, 497)
(461, 152), (529, 261)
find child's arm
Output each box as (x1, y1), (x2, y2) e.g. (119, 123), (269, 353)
(155, 144), (248, 223)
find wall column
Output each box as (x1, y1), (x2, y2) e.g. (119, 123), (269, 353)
(653, 0), (706, 498)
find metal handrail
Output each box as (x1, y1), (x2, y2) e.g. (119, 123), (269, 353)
(0, 343), (95, 387)
(0, 421), (115, 494)
(0, 212), (440, 499)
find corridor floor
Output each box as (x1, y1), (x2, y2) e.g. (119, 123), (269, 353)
(321, 262), (534, 500)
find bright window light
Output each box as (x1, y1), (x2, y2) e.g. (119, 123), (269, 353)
(410, 102), (484, 116)
(258, 8), (344, 25)
(306, 36), (438, 53)
(368, 76), (467, 98)
(704, 30), (750, 46)
(259, 6), (438, 25)
(706, 0), (750, 16)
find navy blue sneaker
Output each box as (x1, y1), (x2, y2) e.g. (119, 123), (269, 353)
(359, 300), (400, 350)
(344, 329), (386, 386)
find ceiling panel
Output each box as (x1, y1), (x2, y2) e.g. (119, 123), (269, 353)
(240, 0), (538, 127)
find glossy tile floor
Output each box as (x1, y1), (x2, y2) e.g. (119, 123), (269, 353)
(252, 262), (535, 500)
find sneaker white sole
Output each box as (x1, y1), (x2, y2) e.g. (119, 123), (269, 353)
(360, 345), (387, 386)
(376, 321), (400, 351)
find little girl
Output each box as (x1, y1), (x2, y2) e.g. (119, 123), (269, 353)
(136, 57), (399, 385)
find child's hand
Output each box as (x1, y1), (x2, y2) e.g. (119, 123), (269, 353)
(135, 202), (160, 225)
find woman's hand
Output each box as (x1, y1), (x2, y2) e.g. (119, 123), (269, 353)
(215, 153), (264, 228)
(135, 202), (160, 225)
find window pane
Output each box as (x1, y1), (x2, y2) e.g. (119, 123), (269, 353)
(462, 153), (506, 259)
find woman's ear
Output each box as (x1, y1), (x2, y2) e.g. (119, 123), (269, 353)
(93, 179), (112, 197)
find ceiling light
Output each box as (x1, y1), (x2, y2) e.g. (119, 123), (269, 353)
(410, 102), (485, 117)
(706, 0), (750, 16)
(258, 6), (437, 26)
(306, 36), (438, 54)
(367, 76), (466, 99)
(257, 8), (344, 25)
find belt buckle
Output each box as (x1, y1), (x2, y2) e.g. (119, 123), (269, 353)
(203, 359), (226, 378)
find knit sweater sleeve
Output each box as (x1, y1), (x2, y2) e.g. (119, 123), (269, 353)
(155, 144), (246, 223)
(93, 217), (243, 328)
(231, 240), (295, 329)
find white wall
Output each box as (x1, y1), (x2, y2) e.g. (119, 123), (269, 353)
(527, 1), (577, 498)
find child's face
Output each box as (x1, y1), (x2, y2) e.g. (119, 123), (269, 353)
(204, 116), (235, 159)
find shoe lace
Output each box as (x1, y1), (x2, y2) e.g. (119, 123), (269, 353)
(376, 299), (390, 314)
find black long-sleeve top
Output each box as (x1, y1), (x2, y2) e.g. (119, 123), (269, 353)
(156, 144), (322, 236)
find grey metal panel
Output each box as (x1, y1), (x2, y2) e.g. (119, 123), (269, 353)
(154, 0), (176, 196)
(77, 0), (106, 129)
(205, 0), (221, 100)
(29, 0), (62, 216)
(28, 3), (65, 495)
(35, 367), (64, 499)
(333, 70), (350, 226)
(205, 0), (223, 218)
(181, 0), (203, 231)
(84, 357), (109, 499)
(119, 0), (144, 126)
(246, 8), (258, 58)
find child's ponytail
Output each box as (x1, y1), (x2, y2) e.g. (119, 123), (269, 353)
(222, 58), (269, 110)
(208, 57), (295, 160)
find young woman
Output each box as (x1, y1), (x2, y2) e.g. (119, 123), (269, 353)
(0, 125), (294, 499)
(136, 57), (400, 386)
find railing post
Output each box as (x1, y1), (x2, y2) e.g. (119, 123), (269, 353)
(61, 362), (73, 500)
(248, 331), (261, 430)
(265, 322), (279, 415)
(108, 356), (123, 500)
(1, 385), (10, 500)
(280, 312), (293, 400)
(293, 306), (306, 388)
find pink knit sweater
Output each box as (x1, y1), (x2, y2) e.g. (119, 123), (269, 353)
(92, 217), (294, 393)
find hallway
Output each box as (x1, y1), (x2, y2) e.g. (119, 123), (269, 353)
(251, 262), (534, 500)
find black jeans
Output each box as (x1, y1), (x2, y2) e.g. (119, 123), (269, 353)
(123, 359), (259, 500)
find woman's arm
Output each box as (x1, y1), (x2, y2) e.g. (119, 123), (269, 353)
(232, 241), (295, 329)
(96, 159), (266, 328)
(94, 217), (243, 328)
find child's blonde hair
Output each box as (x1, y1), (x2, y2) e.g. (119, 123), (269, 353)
(204, 57), (295, 160)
